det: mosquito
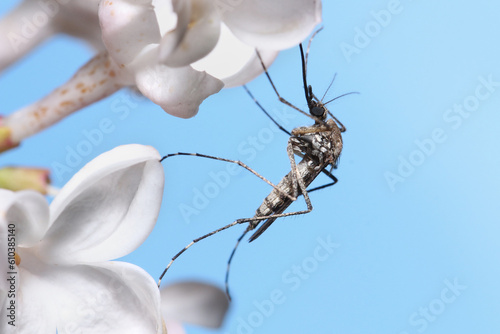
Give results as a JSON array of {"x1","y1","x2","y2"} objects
[{"x1": 158, "y1": 30, "x2": 356, "y2": 299}]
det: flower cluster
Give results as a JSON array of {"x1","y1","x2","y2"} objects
[
  {"x1": 0, "y1": 0, "x2": 321, "y2": 152},
  {"x1": 0, "y1": 145, "x2": 229, "y2": 333},
  {"x1": 0, "y1": 0, "x2": 322, "y2": 332}
]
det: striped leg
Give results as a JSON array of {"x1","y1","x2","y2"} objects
[{"x1": 161, "y1": 152, "x2": 297, "y2": 202}]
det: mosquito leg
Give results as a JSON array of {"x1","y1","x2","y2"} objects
[
  {"x1": 225, "y1": 165, "x2": 317, "y2": 295},
  {"x1": 307, "y1": 168, "x2": 338, "y2": 193},
  {"x1": 290, "y1": 150, "x2": 338, "y2": 184},
  {"x1": 246, "y1": 140, "x2": 317, "y2": 242},
  {"x1": 161, "y1": 152, "x2": 296, "y2": 203},
  {"x1": 159, "y1": 205, "x2": 313, "y2": 287},
  {"x1": 287, "y1": 140, "x2": 313, "y2": 213},
  {"x1": 165, "y1": 149, "x2": 320, "y2": 287},
  {"x1": 243, "y1": 85, "x2": 291, "y2": 136},
  {"x1": 158, "y1": 218, "x2": 245, "y2": 287},
  {"x1": 254, "y1": 49, "x2": 319, "y2": 123},
  {"x1": 225, "y1": 229, "x2": 249, "y2": 301},
  {"x1": 305, "y1": 27, "x2": 324, "y2": 70},
  {"x1": 287, "y1": 142, "x2": 300, "y2": 199}
]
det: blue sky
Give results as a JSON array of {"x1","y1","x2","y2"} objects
[{"x1": 2, "y1": 1, "x2": 500, "y2": 333}]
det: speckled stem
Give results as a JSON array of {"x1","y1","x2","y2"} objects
[{"x1": 3, "y1": 52, "x2": 123, "y2": 149}]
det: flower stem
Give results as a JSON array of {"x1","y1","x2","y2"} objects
[{"x1": 1, "y1": 52, "x2": 123, "y2": 152}]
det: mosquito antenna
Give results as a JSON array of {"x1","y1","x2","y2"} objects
[
  {"x1": 324, "y1": 91, "x2": 360, "y2": 106},
  {"x1": 321, "y1": 73, "x2": 337, "y2": 102}
]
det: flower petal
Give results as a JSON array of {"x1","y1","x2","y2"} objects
[
  {"x1": 164, "y1": 320, "x2": 186, "y2": 334},
  {"x1": 37, "y1": 145, "x2": 164, "y2": 263},
  {"x1": 17, "y1": 257, "x2": 163, "y2": 333},
  {"x1": 99, "y1": 0, "x2": 161, "y2": 67},
  {"x1": 161, "y1": 281, "x2": 229, "y2": 328},
  {"x1": 222, "y1": 48, "x2": 278, "y2": 87},
  {"x1": 135, "y1": 56, "x2": 223, "y2": 118},
  {"x1": 55, "y1": 0, "x2": 103, "y2": 51},
  {"x1": 191, "y1": 24, "x2": 278, "y2": 87},
  {"x1": 156, "y1": 0, "x2": 190, "y2": 62},
  {"x1": 221, "y1": 0, "x2": 322, "y2": 50},
  {"x1": 0, "y1": 189, "x2": 50, "y2": 248},
  {"x1": 14, "y1": 262, "x2": 57, "y2": 333},
  {"x1": 159, "y1": 0, "x2": 221, "y2": 67},
  {"x1": 152, "y1": 0, "x2": 178, "y2": 35}
]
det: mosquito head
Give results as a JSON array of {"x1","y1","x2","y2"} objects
[
  {"x1": 309, "y1": 100, "x2": 328, "y2": 120},
  {"x1": 304, "y1": 84, "x2": 326, "y2": 121}
]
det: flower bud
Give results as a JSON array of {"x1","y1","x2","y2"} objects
[{"x1": 0, "y1": 167, "x2": 51, "y2": 194}]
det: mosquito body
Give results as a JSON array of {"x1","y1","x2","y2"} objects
[
  {"x1": 158, "y1": 31, "x2": 354, "y2": 299},
  {"x1": 241, "y1": 35, "x2": 349, "y2": 243},
  {"x1": 248, "y1": 117, "x2": 343, "y2": 242}
]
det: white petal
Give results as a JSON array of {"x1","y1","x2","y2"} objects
[
  {"x1": 0, "y1": 189, "x2": 49, "y2": 248},
  {"x1": 221, "y1": 0, "x2": 322, "y2": 50},
  {"x1": 37, "y1": 145, "x2": 164, "y2": 263},
  {"x1": 159, "y1": 0, "x2": 221, "y2": 67},
  {"x1": 192, "y1": 25, "x2": 278, "y2": 87},
  {"x1": 55, "y1": 0, "x2": 103, "y2": 51},
  {"x1": 222, "y1": 49, "x2": 278, "y2": 87},
  {"x1": 18, "y1": 259, "x2": 163, "y2": 333},
  {"x1": 99, "y1": 0, "x2": 161, "y2": 67},
  {"x1": 152, "y1": 0, "x2": 178, "y2": 35},
  {"x1": 135, "y1": 59, "x2": 224, "y2": 118},
  {"x1": 15, "y1": 263, "x2": 58, "y2": 333},
  {"x1": 191, "y1": 24, "x2": 249, "y2": 81},
  {"x1": 161, "y1": 281, "x2": 229, "y2": 328},
  {"x1": 164, "y1": 320, "x2": 186, "y2": 334},
  {"x1": 157, "y1": 0, "x2": 190, "y2": 62}
]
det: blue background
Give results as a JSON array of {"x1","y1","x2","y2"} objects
[{"x1": 2, "y1": 1, "x2": 500, "y2": 333}]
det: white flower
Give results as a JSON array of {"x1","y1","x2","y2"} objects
[
  {"x1": 0, "y1": 0, "x2": 321, "y2": 153},
  {"x1": 0, "y1": 0, "x2": 102, "y2": 72},
  {"x1": 0, "y1": 144, "x2": 165, "y2": 333},
  {"x1": 161, "y1": 281, "x2": 230, "y2": 334},
  {"x1": 99, "y1": 0, "x2": 322, "y2": 111}
]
